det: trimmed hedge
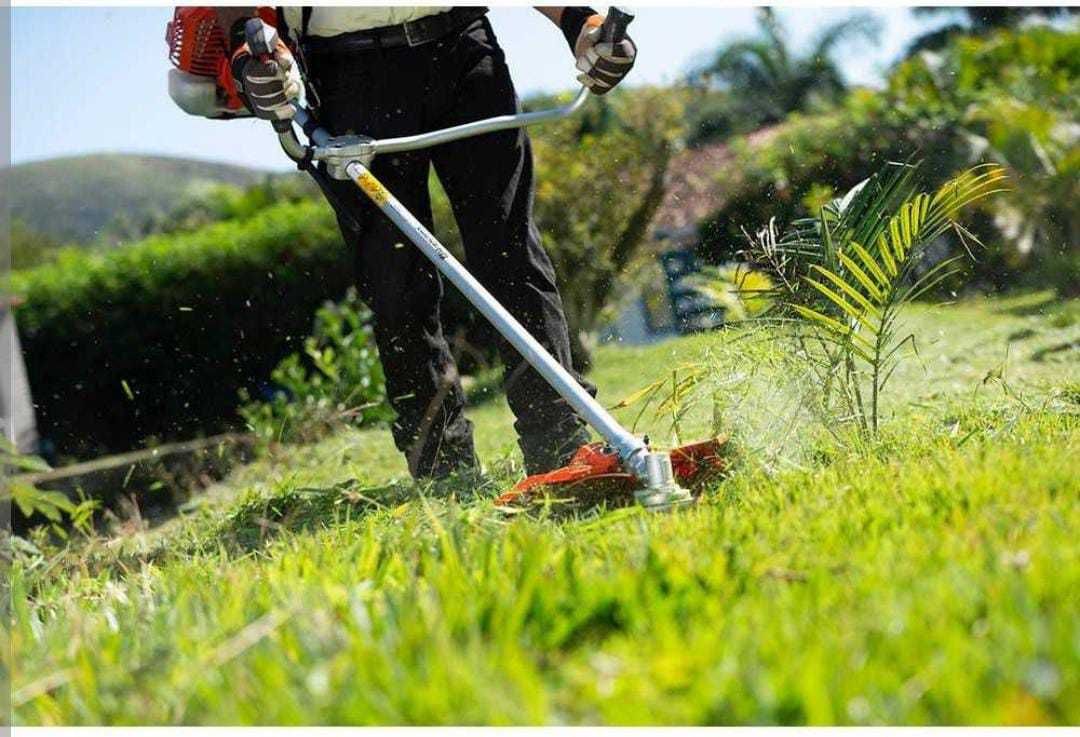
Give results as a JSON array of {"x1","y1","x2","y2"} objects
[{"x1": 11, "y1": 200, "x2": 355, "y2": 459}]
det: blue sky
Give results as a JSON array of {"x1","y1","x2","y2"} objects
[{"x1": 11, "y1": 6, "x2": 949, "y2": 171}]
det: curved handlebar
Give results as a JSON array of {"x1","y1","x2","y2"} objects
[
  {"x1": 372, "y1": 86, "x2": 590, "y2": 155},
  {"x1": 277, "y1": 86, "x2": 592, "y2": 167},
  {"x1": 268, "y1": 4, "x2": 634, "y2": 167}
]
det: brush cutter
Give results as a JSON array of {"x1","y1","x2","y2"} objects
[{"x1": 247, "y1": 9, "x2": 728, "y2": 510}]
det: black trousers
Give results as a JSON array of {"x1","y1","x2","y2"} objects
[{"x1": 306, "y1": 16, "x2": 593, "y2": 478}]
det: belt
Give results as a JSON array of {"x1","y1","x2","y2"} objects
[{"x1": 301, "y1": 7, "x2": 489, "y2": 55}]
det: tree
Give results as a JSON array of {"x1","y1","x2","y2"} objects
[
  {"x1": 531, "y1": 88, "x2": 685, "y2": 368},
  {"x1": 890, "y1": 26, "x2": 1080, "y2": 295},
  {"x1": 698, "y1": 23, "x2": 1077, "y2": 295},
  {"x1": 906, "y1": 6, "x2": 1079, "y2": 54},
  {"x1": 433, "y1": 87, "x2": 686, "y2": 370},
  {"x1": 10, "y1": 221, "x2": 65, "y2": 270},
  {"x1": 687, "y1": 8, "x2": 880, "y2": 143}
]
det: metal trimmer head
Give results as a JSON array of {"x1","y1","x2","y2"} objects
[
  {"x1": 495, "y1": 436, "x2": 729, "y2": 511},
  {"x1": 634, "y1": 451, "x2": 694, "y2": 511}
]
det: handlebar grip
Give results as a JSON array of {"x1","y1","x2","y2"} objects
[
  {"x1": 600, "y1": 6, "x2": 634, "y2": 46},
  {"x1": 244, "y1": 17, "x2": 278, "y2": 60}
]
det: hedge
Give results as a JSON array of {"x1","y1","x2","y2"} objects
[{"x1": 11, "y1": 200, "x2": 356, "y2": 459}]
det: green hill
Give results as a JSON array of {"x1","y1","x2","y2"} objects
[{"x1": 5, "y1": 154, "x2": 274, "y2": 243}]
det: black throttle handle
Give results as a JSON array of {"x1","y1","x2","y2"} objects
[
  {"x1": 600, "y1": 6, "x2": 634, "y2": 46},
  {"x1": 244, "y1": 17, "x2": 278, "y2": 61}
]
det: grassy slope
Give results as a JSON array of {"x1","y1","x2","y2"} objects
[{"x1": 9, "y1": 293, "x2": 1079, "y2": 725}]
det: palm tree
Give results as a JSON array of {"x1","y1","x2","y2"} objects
[
  {"x1": 689, "y1": 8, "x2": 879, "y2": 134},
  {"x1": 757, "y1": 161, "x2": 1008, "y2": 435}
]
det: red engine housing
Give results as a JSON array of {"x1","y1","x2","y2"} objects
[{"x1": 165, "y1": 6, "x2": 276, "y2": 112}]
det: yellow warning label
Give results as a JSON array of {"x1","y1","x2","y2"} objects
[{"x1": 355, "y1": 171, "x2": 390, "y2": 206}]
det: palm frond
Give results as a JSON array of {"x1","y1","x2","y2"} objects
[
  {"x1": 756, "y1": 7, "x2": 788, "y2": 67},
  {"x1": 846, "y1": 241, "x2": 891, "y2": 291},
  {"x1": 790, "y1": 305, "x2": 875, "y2": 360},
  {"x1": 809, "y1": 265, "x2": 882, "y2": 319},
  {"x1": 809, "y1": 12, "x2": 881, "y2": 60},
  {"x1": 836, "y1": 251, "x2": 885, "y2": 301},
  {"x1": 697, "y1": 41, "x2": 782, "y2": 91}
]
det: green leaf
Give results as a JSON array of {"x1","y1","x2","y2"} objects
[
  {"x1": 849, "y1": 241, "x2": 890, "y2": 289},
  {"x1": 804, "y1": 276, "x2": 869, "y2": 327},
  {"x1": 888, "y1": 217, "x2": 906, "y2": 265},
  {"x1": 810, "y1": 265, "x2": 882, "y2": 318},
  {"x1": 876, "y1": 232, "x2": 898, "y2": 277},
  {"x1": 790, "y1": 304, "x2": 874, "y2": 360},
  {"x1": 7, "y1": 482, "x2": 74, "y2": 521},
  {"x1": 837, "y1": 252, "x2": 884, "y2": 302}
]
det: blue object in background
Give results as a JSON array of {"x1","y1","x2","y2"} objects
[{"x1": 659, "y1": 250, "x2": 725, "y2": 335}]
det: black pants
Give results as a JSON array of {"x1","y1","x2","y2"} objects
[{"x1": 306, "y1": 16, "x2": 593, "y2": 479}]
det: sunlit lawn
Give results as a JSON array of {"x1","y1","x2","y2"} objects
[{"x1": 9, "y1": 292, "x2": 1079, "y2": 725}]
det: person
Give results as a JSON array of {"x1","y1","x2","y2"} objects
[{"x1": 220, "y1": 6, "x2": 637, "y2": 480}]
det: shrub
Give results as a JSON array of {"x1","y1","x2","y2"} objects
[
  {"x1": 698, "y1": 25, "x2": 1079, "y2": 295},
  {"x1": 238, "y1": 289, "x2": 391, "y2": 444},
  {"x1": 531, "y1": 87, "x2": 686, "y2": 366},
  {"x1": 683, "y1": 264, "x2": 774, "y2": 321},
  {"x1": 115, "y1": 176, "x2": 318, "y2": 241},
  {"x1": 10, "y1": 221, "x2": 69, "y2": 270},
  {"x1": 697, "y1": 90, "x2": 958, "y2": 259},
  {"x1": 10, "y1": 200, "x2": 354, "y2": 459}
]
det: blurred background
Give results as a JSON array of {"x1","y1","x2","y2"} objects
[{"x1": 3, "y1": 6, "x2": 1077, "y2": 483}]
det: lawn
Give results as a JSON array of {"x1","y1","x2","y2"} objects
[{"x1": 7, "y1": 292, "x2": 1079, "y2": 725}]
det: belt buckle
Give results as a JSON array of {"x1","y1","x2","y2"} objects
[{"x1": 403, "y1": 20, "x2": 422, "y2": 47}]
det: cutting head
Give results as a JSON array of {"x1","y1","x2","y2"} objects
[{"x1": 495, "y1": 436, "x2": 730, "y2": 510}]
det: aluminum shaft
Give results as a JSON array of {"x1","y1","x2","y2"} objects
[{"x1": 344, "y1": 159, "x2": 651, "y2": 478}]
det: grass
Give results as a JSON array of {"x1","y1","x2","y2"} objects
[{"x1": 7, "y1": 292, "x2": 1079, "y2": 725}]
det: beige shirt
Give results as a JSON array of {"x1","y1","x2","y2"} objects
[{"x1": 281, "y1": 7, "x2": 452, "y2": 38}]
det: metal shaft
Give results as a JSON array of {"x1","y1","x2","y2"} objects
[{"x1": 344, "y1": 160, "x2": 651, "y2": 479}]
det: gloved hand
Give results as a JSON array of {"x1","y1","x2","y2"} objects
[
  {"x1": 572, "y1": 13, "x2": 637, "y2": 95},
  {"x1": 230, "y1": 29, "x2": 301, "y2": 121}
]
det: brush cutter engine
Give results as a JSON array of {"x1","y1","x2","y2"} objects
[{"x1": 165, "y1": 7, "x2": 251, "y2": 119}]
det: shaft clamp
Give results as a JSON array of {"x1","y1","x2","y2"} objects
[{"x1": 312, "y1": 136, "x2": 377, "y2": 180}]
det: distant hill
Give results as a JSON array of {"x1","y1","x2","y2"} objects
[{"x1": 5, "y1": 154, "x2": 278, "y2": 243}]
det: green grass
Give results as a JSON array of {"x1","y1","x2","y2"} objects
[{"x1": 8, "y1": 293, "x2": 1079, "y2": 725}]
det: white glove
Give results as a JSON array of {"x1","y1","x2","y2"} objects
[
  {"x1": 231, "y1": 33, "x2": 302, "y2": 121},
  {"x1": 573, "y1": 14, "x2": 637, "y2": 95}
]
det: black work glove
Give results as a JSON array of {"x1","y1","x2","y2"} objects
[
  {"x1": 229, "y1": 26, "x2": 301, "y2": 120},
  {"x1": 562, "y1": 10, "x2": 637, "y2": 95}
]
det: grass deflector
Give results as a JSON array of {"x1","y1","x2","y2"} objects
[
  {"x1": 249, "y1": 10, "x2": 728, "y2": 510},
  {"x1": 495, "y1": 436, "x2": 730, "y2": 509}
]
